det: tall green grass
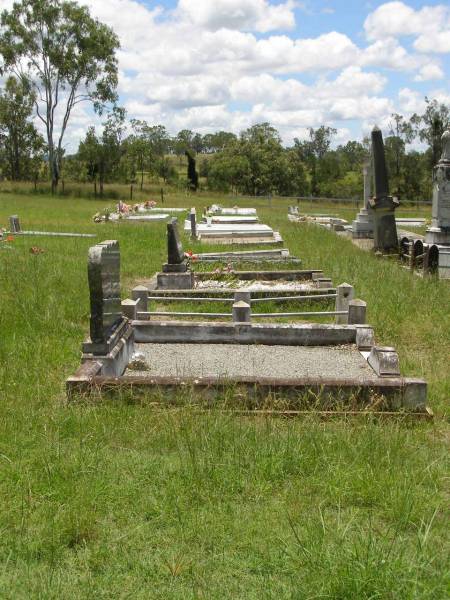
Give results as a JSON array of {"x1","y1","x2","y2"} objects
[{"x1": 0, "y1": 192, "x2": 448, "y2": 598}]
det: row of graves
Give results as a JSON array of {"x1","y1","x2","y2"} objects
[
  {"x1": 288, "y1": 127, "x2": 450, "y2": 279},
  {"x1": 1, "y1": 215, "x2": 96, "y2": 239},
  {"x1": 185, "y1": 205, "x2": 282, "y2": 245},
  {"x1": 67, "y1": 217, "x2": 431, "y2": 418}
]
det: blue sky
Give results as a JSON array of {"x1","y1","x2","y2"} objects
[{"x1": 27, "y1": 0, "x2": 450, "y2": 149}]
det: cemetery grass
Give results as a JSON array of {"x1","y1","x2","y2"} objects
[{"x1": 0, "y1": 192, "x2": 449, "y2": 598}]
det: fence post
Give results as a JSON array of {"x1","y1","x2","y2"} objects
[
  {"x1": 130, "y1": 184, "x2": 133, "y2": 202},
  {"x1": 335, "y1": 283, "x2": 354, "y2": 324},
  {"x1": 348, "y1": 299, "x2": 367, "y2": 324}
]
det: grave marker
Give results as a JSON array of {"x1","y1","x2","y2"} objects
[
  {"x1": 84, "y1": 240, "x2": 122, "y2": 352},
  {"x1": 9, "y1": 215, "x2": 21, "y2": 233}
]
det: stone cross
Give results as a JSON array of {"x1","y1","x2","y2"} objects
[
  {"x1": 167, "y1": 218, "x2": 184, "y2": 264},
  {"x1": 425, "y1": 129, "x2": 450, "y2": 245},
  {"x1": 87, "y1": 240, "x2": 122, "y2": 345},
  {"x1": 369, "y1": 126, "x2": 399, "y2": 252}
]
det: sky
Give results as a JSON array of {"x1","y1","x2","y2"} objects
[{"x1": 3, "y1": 0, "x2": 450, "y2": 150}]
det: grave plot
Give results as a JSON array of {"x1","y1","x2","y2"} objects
[
  {"x1": 193, "y1": 248, "x2": 301, "y2": 265},
  {"x1": 289, "y1": 127, "x2": 450, "y2": 279},
  {"x1": 186, "y1": 207, "x2": 282, "y2": 245},
  {"x1": 134, "y1": 220, "x2": 331, "y2": 304},
  {"x1": 67, "y1": 238, "x2": 430, "y2": 418},
  {"x1": 5, "y1": 215, "x2": 96, "y2": 238}
]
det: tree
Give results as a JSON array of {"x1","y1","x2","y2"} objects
[
  {"x1": 294, "y1": 126, "x2": 337, "y2": 195},
  {"x1": 0, "y1": 0, "x2": 120, "y2": 192},
  {"x1": 0, "y1": 76, "x2": 45, "y2": 180},
  {"x1": 412, "y1": 98, "x2": 450, "y2": 167},
  {"x1": 78, "y1": 108, "x2": 125, "y2": 196},
  {"x1": 174, "y1": 129, "x2": 194, "y2": 157},
  {"x1": 387, "y1": 113, "x2": 415, "y2": 177},
  {"x1": 185, "y1": 150, "x2": 198, "y2": 191}
]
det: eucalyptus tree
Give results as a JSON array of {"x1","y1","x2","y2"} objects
[{"x1": 0, "y1": 0, "x2": 120, "y2": 192}]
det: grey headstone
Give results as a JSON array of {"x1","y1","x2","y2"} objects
[
  {"x1": 369, "y1": 127, "x2": 399, "y2": 252},
  {"x1": 9, "y1": 215, "x2": 21, "y2": 233},
  {"x1": 87, "y1": 240, "x2": 122, "y2": 345},
  {"x1": 167, "y1": 218, "x2": 184, "y2": 264}
]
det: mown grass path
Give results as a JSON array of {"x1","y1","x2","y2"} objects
[{"x1": 0, "y1": 193, "x2": 448, "y2": 598}]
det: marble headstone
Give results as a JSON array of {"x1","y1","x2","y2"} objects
[
  {"x1": 86, "y1": 240, "x2": 122, "y2": 348},
  {"x1": 368, "y1": 126, "x2": 399, "y2": 252}
]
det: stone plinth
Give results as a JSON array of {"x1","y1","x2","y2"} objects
[{"x1": 157, "y1": 272, "x2": 195, "y2": 290}]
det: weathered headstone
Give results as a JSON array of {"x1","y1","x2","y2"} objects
[
  {"x1": 163, "y1": 218, "x2": 186, "y2": 272},
  {"x1": 83, "y1": 240, "x2": 123, "y2": 354},
  {"x1": 158, "y1": 218, "x2": 194, "y2": 288},
  {"x1": 9, "y1": 215, "x2": 21, "y2": 233},
  {"x1": 368, "y1": 127, "x2": 399, "y2": 252},
  {"x1": 425, "y1": 129, "x2": 450, "y2": 245}
]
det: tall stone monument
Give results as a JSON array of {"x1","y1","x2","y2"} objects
[
  {"x1": 368, "y1": 126, "x2": 399, "y2": 252},
  {"x1": 352, "y1": 160, "x2": 374, "y2": 238},
  {"x1": 425, "y1": 129, "x2": 450, "y2": 278}
]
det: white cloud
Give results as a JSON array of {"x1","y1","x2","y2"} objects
[
  {"x1": 177, "y1": 0, "x2": 296, "y2": 32},
  {"x1": 0, "y1": 0, "x2": 446, "y2": 151},
  {"x1": 414, "y1": 63, "x2": 444, "y2": 81},
  {"x1": 364, "y1": 2, "x2": 450, "y2": 54}
]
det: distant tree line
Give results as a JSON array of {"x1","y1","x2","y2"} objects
[
  {"x1": 0, "y1": 0, "x2": 448, "y2": 201},
  {"x1": 0, "y1": 71, "x2": 448, "y2": 202}
]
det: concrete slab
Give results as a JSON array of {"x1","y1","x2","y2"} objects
[
  {"x1": 125, "y1": 343, "x2": 379, "y2": 382},
  {"x1": 209, "y1": 216, "x2": 259, "y2": 224},
  {"x1": 185, "y1": 221, "x2": 274, "y2": 235},
  {"x1": 209, "y1": 207, "x2": 257, "y2": 216}
]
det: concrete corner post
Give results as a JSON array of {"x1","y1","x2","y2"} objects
[
  {"x1": 121, "y1": 298, "x2": 139, "y2": 320},
  {"x1": 131, "y1": 285, "x2": 148, "y2": 312},
  {"x1": 232, "y1": 301, "x2": 251, "y2": 323},
  {"x1": 348, "y1": 299, "x2": 367, "y2": 324},
  {"x1": 335, "y1": 283, "x2": 354, "y2": 324},
  {"x1": 234, "y1": 290, "x2": 251, "y2": 304}
]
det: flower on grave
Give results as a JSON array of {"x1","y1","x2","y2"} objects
[
  {"x1": 30, "y1": 246, "x2": 44, "y2": 254},
  {"x1": 226, "y1": 263, "x2": 233, "y2": 273},
  {"x1": 191, "y1": 254, "x2": 198, "y2": 262},
  {"x1": 117, "y1": 201, "x2": 130, "y2": 214},
  {"x1": 6, "y1": 235, "x2": 14, "y2": 242},
  {"x1": 133, "y1": 203, "x2": 139, "y2": 212},
  {"x1": 184, "y1": 250, "x2": 193, "y2": 257}
]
